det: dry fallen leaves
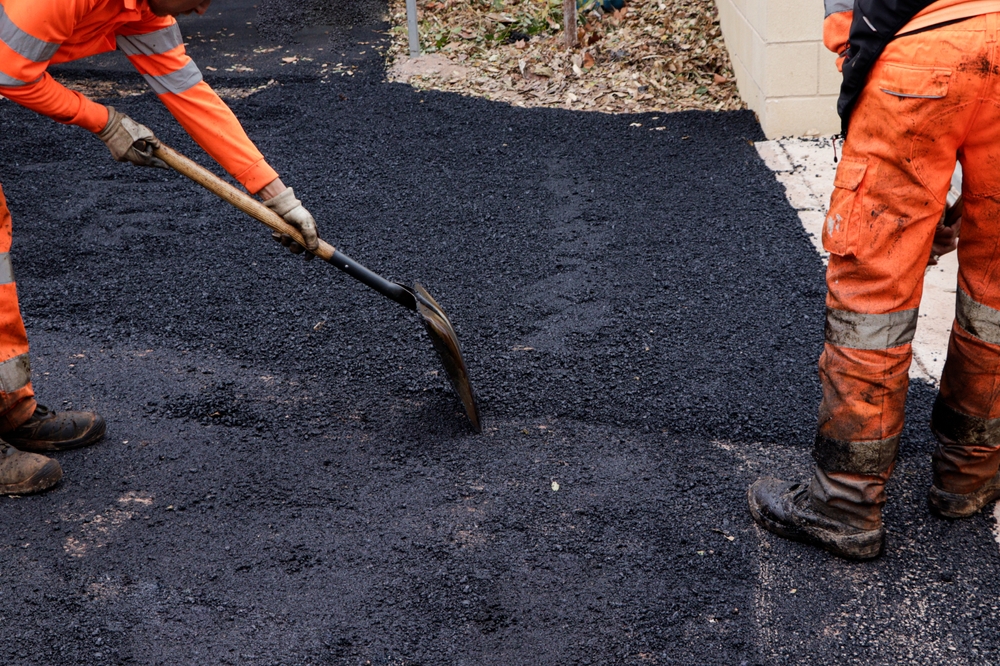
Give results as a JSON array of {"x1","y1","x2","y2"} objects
[
  {"x1": 386, "y1": 0, "x2": 744, "y2": 114},
  {"x1": 54, "y1": 77, "x2": 278, "y2": 101}
]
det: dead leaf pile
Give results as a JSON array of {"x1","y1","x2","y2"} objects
[{"x1": 385, "y1": 0, "x2": 744, "y2": 114}]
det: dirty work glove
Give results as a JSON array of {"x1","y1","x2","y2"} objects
[
  {"x1": 96, "y1": 106, "x2": 166, "y2": 169},
  {"x1": 928, "y1": 199, "x2": 962, "y2": 267},
  {"x1": 264, "y1": 188, "x2": 319, "y2": 260}
]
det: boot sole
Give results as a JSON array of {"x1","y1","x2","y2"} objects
[
  {"x1": 748, "y1": 487, "x2": 884, "y2": 561},
  {"x1": 928, "y1": 484, "x2": 1000, "y2": 519},
  {"x1": 6, "y1": 416, "x2": 107, "y2": 453},
  {"x1": 0, "y1": 459, "x2": 62, "y2": 495}
]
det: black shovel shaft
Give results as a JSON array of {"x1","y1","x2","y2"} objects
[{"x1": 327, "y1": 250, "x2": 417, "y2": 311}]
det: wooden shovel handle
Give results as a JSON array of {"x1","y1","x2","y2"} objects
[{"x1": 151, "y1": 142, "x2": 336, "y2": 261}]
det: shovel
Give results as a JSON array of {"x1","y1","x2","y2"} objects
[{"x1": 150, "y1": 142, "x2": 482, "y2": 433}]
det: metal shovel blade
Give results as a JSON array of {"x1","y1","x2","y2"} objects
[{"x1": 413, "y1": 283, "x2": 482, "y2": 433}]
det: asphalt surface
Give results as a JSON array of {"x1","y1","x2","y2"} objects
[{"x1": 1, "y1": 2, "x2": 998, "y2": 665}]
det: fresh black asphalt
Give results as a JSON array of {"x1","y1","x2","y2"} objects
[{"x1": 1, "y1": 1, "x2": 998, "y2": 664}]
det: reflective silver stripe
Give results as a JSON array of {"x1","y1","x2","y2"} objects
[
  {"x1": 879, "y1": 89, "x2": 945, "y2": 100},
  {"x1": 931, "y1": 396, "x2": 1000, "y2": 448},
  {"x1": 0, "y1": 353, "x2": 30, "y2": 393},
  {"x1": 0, "y1": 71, "x2": 27, "y2": 87},
  {"x1": 956, "y1": 288, "x2": 1000, "y2": 345},
  {"x1": 824, "y1": 0, "x2": 853, "y2": 17},
  {"x1": 0, "y1": 253, "x2": 14, "y2": 286},
  {"x1": 825, "y1": 307, "x2": 918, "y2": 350},
  {"x1": 814, "y1": 433, "x2": 899, "y2": 475},
  {"x1": 140, "y1": 60, "x2": 202, "y2": 95},
  {"x1": 0, "y1": 5, "x2": 59, "y2": 62},
  {"x1": 116, "y1": 24, "x2": 184, "y2": 57}
]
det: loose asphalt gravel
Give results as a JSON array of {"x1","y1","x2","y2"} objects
[{"x1": 2, "y1": 1, "x2": 999, "y2": 665}]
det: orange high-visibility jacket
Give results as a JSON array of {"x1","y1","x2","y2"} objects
[
  {"x1": 0, "y1": 0, "x2": 278, "y2": 193},
  {"x1": 824, "y1": 0, "x2": 1000, "y2": 69}
]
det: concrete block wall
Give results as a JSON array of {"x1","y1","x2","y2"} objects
[{"x1": 715, "y1": 0, "x2": 841, "y2": 138}]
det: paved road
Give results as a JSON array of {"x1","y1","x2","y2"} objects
[{"x1": 1, "y1": 2, "x2": 998, "y2": 665}]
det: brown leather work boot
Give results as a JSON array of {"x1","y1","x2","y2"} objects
[
  {"x1": 0, "y1": 404, "x2": 106, "y2": 453},
  {"x1": 0, "y1": 442, "x2": 62, "y2": 495}
]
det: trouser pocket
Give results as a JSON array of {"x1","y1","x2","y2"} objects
[{"x1": 823, "y1": 157, "x2": 868, "y2": 257}]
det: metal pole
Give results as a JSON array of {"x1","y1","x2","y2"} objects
[{"x1": 406, "y1": 0, "x2": 420, "y2": 58}]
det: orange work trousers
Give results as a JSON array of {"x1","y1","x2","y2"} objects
[
  {"x1": 815, "y1": 13, "x2": 1000, "y2": 515},
  {"x1": 0, "y1": 184, "x2": 36, "y2": 431}
]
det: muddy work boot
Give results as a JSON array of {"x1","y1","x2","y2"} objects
[
  {"x1": 928, "y1": 397, "x2": 1000, "y2": 519},
  {"x1": 0, "y1": 442, "x2": 62, "y2": 494},
  {"x1": 0, "y1": 404, "x2": 106, "y2": 453},
  {"x1": 930, "y1": 470, "x2": 1000, "y2": 518},
  {"x1": 748, "y1": 477, "x2": 884, "y2": 560},
  {"x1": 748, "y1": 433, "x2": 897, "y2": 560}
]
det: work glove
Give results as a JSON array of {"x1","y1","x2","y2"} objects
[
  {"x1": 928, "y1": 197, "x2": 962, "y2": 267},
  {"x1": 97, "y1": 106, "x2": 166, "y2": 169},
  {"x1": 264, "y1": 188, "x2": 319, "y2": 260},
  {"x1": 928, "y1": 216, "x2": 961, "y2": 266},
  {"x1": 930, "y1": 166, "x2": 963, "y2": 267}
]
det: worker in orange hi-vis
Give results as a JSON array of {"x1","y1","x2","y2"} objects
[
  {"x1": 0, "y1": 0, "x2": 317, "y2": 495},
  {"x1": 749, "y1": 0, "x2": 1000, "y2": 561}
]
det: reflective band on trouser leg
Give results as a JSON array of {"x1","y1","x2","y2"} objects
[
  {"x1": 0, "y1": 353, "x2": 30, "y2": 393},
  {"x1": 956, "y1": 288, "x2": 1000, "y2": 345},
  {"x1": 0, "y1": 4, "x2": 59, "y2": 62},
  {"x1": 136, "y1": 60, "x2": 203, "y2": 96},
  {"x1": 0, "y1": 253, "x2": 15, "y2": 286},
  {"x1": 0, "y1": 184, "x2": 35, "y2": 431},
  {"x1": 115, "y1": 25, "x2": 184, "y2": 57},
  {"x1": 813, "y1": 433, "x2": 900, "y2": 475},
  {"x1": 825, "y1": 307, "x2": 918, "y2": 350}
]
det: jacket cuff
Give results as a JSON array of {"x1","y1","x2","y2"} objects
[
  {"x1": 72, "y1": 95, "x2": 110, "y2": 134},
  {"x1": 236, "y1": 158, "x2": 279, "y2": 195}
]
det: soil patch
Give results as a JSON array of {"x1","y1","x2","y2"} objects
[{"x1": 386, "y1": 0, "x2": 744, "y2": 114}]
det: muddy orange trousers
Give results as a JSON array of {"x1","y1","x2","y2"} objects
[
  {"x1": 0, "y1": 184, "x2": 36, "y2": 431},
  {"x1": 814, "y1": 13, "x2": 1000, "y2": 525}
]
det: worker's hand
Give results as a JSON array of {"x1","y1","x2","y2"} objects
[
  {"x1": 263, "y1": 188, "x2": 319, "y2": 260},
  {"x1": 928, "y1": 203, "x2": 962, "y2": 267},
  {"x1": 97, "y1": 106, "x2": 166, "y2": 169}
]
